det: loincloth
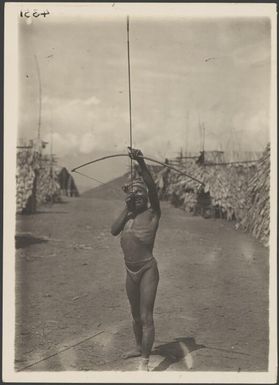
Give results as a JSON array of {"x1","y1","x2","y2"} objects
[{"x1": 125, "y1": 258, "x2": 157, "y2": 284}]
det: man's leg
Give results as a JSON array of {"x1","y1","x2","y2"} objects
[
  {"x1": 139, "y1": 262, "x2": 159, "y2": 370},
  {"x1": 122, "y1": 272, "x2": 142, "y2": 359}
]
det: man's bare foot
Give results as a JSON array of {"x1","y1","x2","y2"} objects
[
  {"x1": 138, "y1": 358, "x2": 149, "y2": 371},
  {"x1": 121, "y1": 349, "x2": 142, "y2": 359}
]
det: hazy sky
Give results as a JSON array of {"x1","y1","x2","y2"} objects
[{"x1": 18, "y1": 13, "x2": 271, "y2": 191}]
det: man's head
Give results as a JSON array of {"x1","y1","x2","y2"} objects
[{"x1": 123, "y1": 178, "x2": 148, "y2": 212}]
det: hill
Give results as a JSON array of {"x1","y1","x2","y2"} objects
[{"x1": 81, "y1": 173, "x2": 130, "y2": 200}]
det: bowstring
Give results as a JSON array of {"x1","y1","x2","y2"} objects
[
  {"x1": 73, "y1": 170, "x2": 108, "y2": 185},
  {"x1": 72, "y1": 154, "x2": 205, "y2": 186},
  {"x1": 72, "y1": 170, "x2": 123, "y2": 198}
]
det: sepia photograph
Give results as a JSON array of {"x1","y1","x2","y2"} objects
[{"x1": 3, "y1": 3, "x2": 277, "y2": 383}]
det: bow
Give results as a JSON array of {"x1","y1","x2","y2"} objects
[
  {"x1": 71, "y1": 153, "x2": 204, "y2": 186},
  {"x1": 71, "y1": 19, "x2": 204, "y2": 189}
]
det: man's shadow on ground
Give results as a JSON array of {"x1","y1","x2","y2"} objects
[{"x1": 151, "y1": 337, "x2": 205, "y2": 371}]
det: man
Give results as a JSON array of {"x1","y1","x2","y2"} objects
[{"x1": 111, "y1": 147, "x2": 161, "y2": 371}]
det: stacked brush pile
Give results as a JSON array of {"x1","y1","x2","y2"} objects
[
  {"x1": 156, "y1": 161, "x2": 256, "y2": 220},
  {"x1": 151, "y1": 145, "x2": 270, "y2": 245},
  {"x1": 240, "y1": 144, "x2": 270, "y2": 246},
  {"x1": 16, "y1": 149, "x2": 41, "y2": 213},
  {"x1": 36, "y1": 156, "x2": 61, "y2": 205},
  {"x1": 202, "y1": 163, "x2": 256, "y2": 221},
  {"x1": 16, "y1": 149, "x2": 61, "y2": 214}
]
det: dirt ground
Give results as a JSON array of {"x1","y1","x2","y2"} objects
[{"x1": 15, "y1": 195, "x2": 269, "y2": 372}]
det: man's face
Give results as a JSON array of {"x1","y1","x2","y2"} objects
[{"x1": 131, "y1": 187, "x2": 148, "y2": 211}]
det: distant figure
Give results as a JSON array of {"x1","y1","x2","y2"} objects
[
  {"x1": 58, "y1": 167, "x2": 79, "y2": 197},
  {"x1": 196, "y1": 151, "x2": 205, "y2": 165},
  {"x1": 155, "y1": 159, "x2": 170, "y2": 200},
  {"x1": 111, "y1": 147, "x2": 161, "y2": 371}
]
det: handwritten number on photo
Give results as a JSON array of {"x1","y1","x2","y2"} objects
[{"x1": 20, "y1": 10, "x2": 50, "y2": 19}]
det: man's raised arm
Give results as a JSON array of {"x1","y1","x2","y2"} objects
[{"x1": 128, "y1": 147, "x2": 161, "y2": 215}]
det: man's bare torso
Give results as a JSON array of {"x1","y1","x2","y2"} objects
[{"x1": 120, "y1": 208, "x2": 160, "y2": 264}]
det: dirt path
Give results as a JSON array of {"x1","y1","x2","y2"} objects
[{"x1": 15, "y1": 196, "x2": 269, "y2": 372}]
